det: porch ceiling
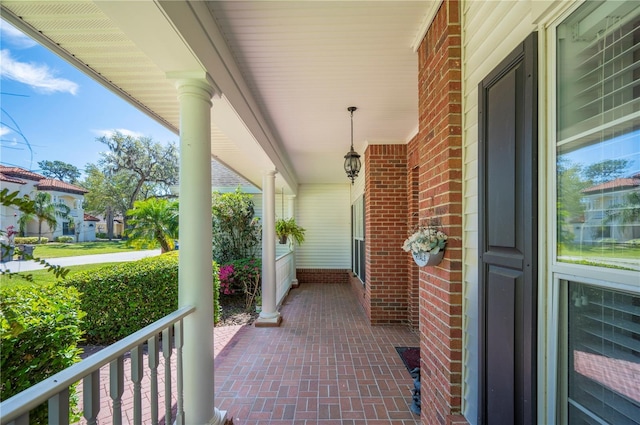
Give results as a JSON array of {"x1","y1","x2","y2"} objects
[{"x1": 0, "y1": 1, "x2": 435, "y2": 195}]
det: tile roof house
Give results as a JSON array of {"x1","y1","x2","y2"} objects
[
  {"x1": 0, "y1": 165, "x2": 95, "y2": 242},
  {"x1": 575, "y1": 173, "x2": 640, "y2": 243}
]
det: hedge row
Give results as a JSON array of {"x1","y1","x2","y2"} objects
[
  {"x1": 0, "y1": 284, "x2": 84, "y2": 423},
  {"x1": 13, "y1": 237, "x2": 48, "y2": 244},
  {"x1": 54, "y1": 236, "x2": 74, "y2": 243},
  {"x1": 64, "y1": 252, "x2": 221, "y2": 345}
]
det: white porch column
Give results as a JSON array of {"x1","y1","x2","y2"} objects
[
  {"x1": 172, "y1": 73, "x2": 226, "y2": 425},
  {"x1": 287, "y1": 195, "x2": 299, "y2": 287},
  {"x1": 255, "y1": 169, "x2": 282, "y2": 327}
]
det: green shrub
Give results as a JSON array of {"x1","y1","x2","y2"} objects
[
  {"x1": 220, "y1": 258, "x2": 261, "y2": 310},
  {"x1": 64, "y1": 252, "x2": 221, "y2": 344},
  {"x1": 14, "y1": 237, "x2": 48, "y2": 245},
  {"x1": 625, "y1": 238, "x2": 640, "y2": 247},
  {"x1": 212, "y1": 189, "x2": 262, "y2": 263},
  {"x1": 55, "y1": 236, "x2": 74, "y2": 243},
  {"x1": 0, "y1": 284, "x2": 84, "y2": 424}
]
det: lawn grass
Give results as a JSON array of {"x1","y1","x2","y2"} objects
[
  {"x1": 0, "y1": 262, "x2": 121, "y2": 288},
  {"x1": 28, "y1": 241, "x2": 140, "y2": 259},
  {"x1": 558, "y1": 244, "x2": 640, "y2": 259}
]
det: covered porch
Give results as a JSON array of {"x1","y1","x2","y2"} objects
[
  {"x1": 53, "y1": 283, "x2": 420, "y2": 425},
  {"x1": 214, "y1": 283, "x2": 419, "y2": 424}
]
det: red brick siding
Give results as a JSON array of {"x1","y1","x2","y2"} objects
[
  {"x1": 365, "y1": 144, "x2": 409, "y2": 325},
  {"x1": 417, "y1": 1, "x2": 466, "y2": 424},
  {"x1": 296, "y1": 269, "x2": 349, "y2": 284}
]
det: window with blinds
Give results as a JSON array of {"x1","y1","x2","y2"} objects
[
  {"x1": 352, "y1": 195, "x2": 365, "y2": 283},
  {"x1": 557, "y1": 1, "x2": 640, "y2": 145},
  {"x1": 567, "y1": 282, "x2": 640, "y2": 424},
  {"x1": 556, "y1": 0, "x2": 640, "y2": 265},
  {"x1": 556, "y1": 2, "x2": 640, "y2": 423}
]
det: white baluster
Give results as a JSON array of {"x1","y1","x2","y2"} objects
[
  {"x1": 48, "y1": 388, "x2": 69, "y2": 424},
  {"x1": 110, "y1": 356, "x2": 124, "y2": 425},
  {"x1": 131, "y1": 345, "x2": 144, "y2": 425},
  {"x1": 162, "y1": 327, "x2": 173, "y2": 424},
  {"x1": 148, "y1": 334, "x2": 159, "y2": 424},
  {"x1": 175, "y1": 319, "x2": 185, "y2": 425},
  {"x1": 83, "y1": 370, "x2": 100, "y2": 425}
]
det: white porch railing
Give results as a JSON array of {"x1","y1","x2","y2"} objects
[
  {"x1": 275, "y1": 250, "x2": 295, "y2": 306},
  {"x1": 0, "y1": 306, "x2": 195, "y2": 425}
]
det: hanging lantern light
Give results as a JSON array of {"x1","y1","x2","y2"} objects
[{"x1": 344, "y1": 106, "x2": 361, "y2": 184}]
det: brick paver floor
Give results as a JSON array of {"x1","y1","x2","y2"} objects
[{"x1": 75, "y1": 283, "x2": 420, "y2": 424}]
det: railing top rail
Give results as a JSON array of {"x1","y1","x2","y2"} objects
[
  {"x1": 276, "y1": 250, "x2": 294, "y2": 261},
  {"x1": 0, "y1": 305, "x2": 195, "y2": 422}
]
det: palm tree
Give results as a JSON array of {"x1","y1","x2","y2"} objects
[
  {"x1": 126, "y1": 197, "x2": 179, "y2": 253},
  {"x1": 18, "y1": 192, "x2": 71, "y2": 242}
]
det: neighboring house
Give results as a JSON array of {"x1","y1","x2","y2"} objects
[
  {"x1": 1, "y1": 2, "x2": 639, "y2": 425},
  {"x1": 93, "y1": 216, "x2": 124, "y2": 239},
  {"x1": 0, "y1": 166, "x2": 94, "y2": 242},
  {"x1": 574, "y1": 173, "x2": 640, "y2": 244},
  {"x1": 83, "y1": 213, "x2": 100, "y2": 242}
]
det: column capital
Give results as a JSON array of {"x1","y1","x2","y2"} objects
[
  {"x1": 263, "y1": 169, "x2": 278, "y2": 177},
  {"x1": 167, "y1": 71, "x2": 219, "y2": 100}
]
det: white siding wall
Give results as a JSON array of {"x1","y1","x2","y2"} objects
[
  {"x1": 297, "y1": 184, "x2": 351, "y2": 269},
  {"x1": 462, "y1": 0, "x2": 538, "y2": 421}
]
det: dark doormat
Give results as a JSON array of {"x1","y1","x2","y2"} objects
[{"x1": 396, "y1": 346, "x2": 420, "y2": 372}]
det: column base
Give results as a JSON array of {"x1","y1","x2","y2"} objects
[
  {"x1": 291, "y1": 278, "x2": 300, "y2": 288},
  {"x1": 255, "y1": 312, "x2": 282, "y2": 327},
  {"x1": 207, "y1": 407, "x2": 227, "y2": 425}
]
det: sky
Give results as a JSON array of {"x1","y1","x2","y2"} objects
[{"x1": 0, "y1": 19, "x2": 178, "y2": 177}]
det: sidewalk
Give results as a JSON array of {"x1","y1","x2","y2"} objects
[{"x1": 0, "y1": 249, "x2": 161, "y2": 272}]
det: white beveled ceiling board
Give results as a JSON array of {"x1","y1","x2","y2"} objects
[
  {"x1": 1, "y1": 0, "x2": 434, "y2": 190},
  {"x1": 206, "y1": 1, "x2": 427, "y2": 184}
]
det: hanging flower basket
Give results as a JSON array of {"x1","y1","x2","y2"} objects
[
  {"x1": 402, "y1": 223, "x2": 447, "y2": 267},
  {"x1": 412, "y1": 250, "x2": 444, "y2": 267}
]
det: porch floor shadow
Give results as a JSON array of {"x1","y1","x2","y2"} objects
[{"x1": 214, "y1": 282, "x2": 420, "y2": 425}]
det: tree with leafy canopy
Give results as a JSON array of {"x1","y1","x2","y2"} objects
[
  {"x1": 17, "y1": 192, "x2": 71, "y2": 242},
  {"x1": 125, "y1": 197, "x2": 179, "y2": 253},
  {"x1": 37, "y1": 160, "x2": 81, "y2": 183},
  {"x1": 583, "y1": 159, "x2": 630, "y2": 184},
  {"x1": 97, "y1": 131, "x2": 178, "y2": 216},
  {"x1": 211, "y1": 189, "x2": 262, "y2": 263},
  {"x1": 557, "y1": 158, "x2": 590, "y2": 245},
  {"x1": 80, "y1": 164, "x2": 136, "y2": 240}
]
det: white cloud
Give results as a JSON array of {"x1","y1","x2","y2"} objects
[
  {"x1": 0, "y1": 49, "x2": 79, "y2": 95},
  {"x1": 0, "y1": 21, "x2": 38, "y2": 49},
  {"x1": 93, "y1": 129, "x2": 145, "y2": 139},
  {"x1": 0, "y1": 126, "x2": 10, "y2": 137}
]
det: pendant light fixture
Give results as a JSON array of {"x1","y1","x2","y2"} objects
[{"x1": 343, "y1": 106, "x2": 361, "y2": 184}]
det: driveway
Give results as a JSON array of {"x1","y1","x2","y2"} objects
[{"x1": 0, "y1": 249, "x2": 161, "y2": 273}]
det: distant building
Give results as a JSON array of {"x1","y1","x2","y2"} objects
[
  {"x1": 573, "y1": 172, "x2": 640, "y2": 244},
  {"x1": 0, "y1": 165, "x2": 96, "y2": 242}
]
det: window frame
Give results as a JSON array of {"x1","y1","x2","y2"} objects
[
  {"x1": 351, "y1": 194, "x2": 365, "y2": 284},
  {"x1": 547, "y1": 2, "x2": 640, "y2": 423}
]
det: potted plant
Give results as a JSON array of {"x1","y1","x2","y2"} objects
[
  {"x1": 402, "y1": 224, "x2": 447, "y2": 267},
  {"x1": 275, "y1": 217, "x2": 306, "y2": 245}
]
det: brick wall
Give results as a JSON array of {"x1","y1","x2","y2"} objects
[
  {"x1": 365, "y1": 144, "x2": 409, "y2": 325},
  {"x1": 296, "y1": 268, "x2": 349, "y2": 284},
  {"x1": 416, "y1": 1, "x2": 465, "y2": 424}
]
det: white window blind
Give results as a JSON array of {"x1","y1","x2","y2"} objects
[
  {"x1": 567, "y1": 282, "x2": 640, "y2": 424},
  {"x1": 557, "y1": 1, "x2": 640, "y2": 148}
]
